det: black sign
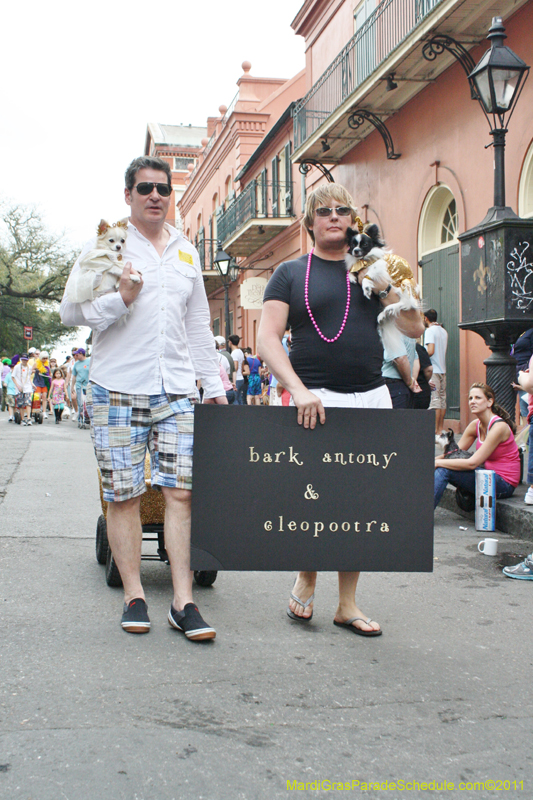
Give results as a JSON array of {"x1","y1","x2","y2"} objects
[{"x1": 191, "y1": 406, "x2": 434, "y2": 572}]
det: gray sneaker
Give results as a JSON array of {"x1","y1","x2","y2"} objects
[{"x1": 503, "y1": 560, "x2": 533, "y2": 580}]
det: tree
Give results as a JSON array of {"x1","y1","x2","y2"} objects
[{"x1": 0, "y1": 203, "x2": 78, "y2": 354}]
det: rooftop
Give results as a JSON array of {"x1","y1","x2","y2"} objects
[{"x1": 145, "y1": 123, "x2": 208, "y2": 151}]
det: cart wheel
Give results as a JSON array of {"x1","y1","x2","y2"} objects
[
  {"x1": 194, "y1": 570, "x2": 218, "y2": 587},
  {"x1": 105, "y1": 548, "x2": 123, "y2": 587},
  {"x1": 14, "y1": 411, "x2": 21, "y2": 424},
  {"x1": 95, "y1": 514, "x2": 109, "y2": 564},
  {"x1": 35, "y1": 412, "x2": 43, "y2": 424}
]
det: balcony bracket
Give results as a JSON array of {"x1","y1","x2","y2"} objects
[
  {"x1": 298, "y1": 160, "x2": 335, "y2": 183},
  {"x1": 422, "y1": 35, "x2": 478, "y2": 99},
  {"x1": 347, "y1": 110, "x2": 401, "y2": 160}
]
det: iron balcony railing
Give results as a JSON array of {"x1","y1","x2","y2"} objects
[
  {"x1": 293, "y1": 0, "x2": 444, "y2": 150},
  {"x1": 217, "y1": 179, "x2": 294, "y2": 245},
  {"x1": 196, "y1": 237, "x2": 224, "y2": 272}
]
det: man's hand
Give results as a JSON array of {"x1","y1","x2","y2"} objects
[
  {"x1": 410, "y1": 379, "x2": 422, "y2": 394},
  {"x1": 118, "y1": 262, "x2": 143, "y2": 307},
  {"x1": 203, "y1": 395, "x2": 229, "y2": 405},
  {"x1": 291, "y1": 387, "x2": 326, "y2": 429}
]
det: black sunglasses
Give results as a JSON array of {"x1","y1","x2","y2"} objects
[
  {"x1": 315, "y1": 205, "x2": 352, "y2": 217},
  {"x1": 134, "y1": 182, "x2": 172, "y2": 197}
]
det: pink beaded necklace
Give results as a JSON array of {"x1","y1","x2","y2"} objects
[{"x1": 305, "y1": 248, "x2": 351, "y2": 343}]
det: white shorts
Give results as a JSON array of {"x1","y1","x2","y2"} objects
[{"x1": 291, "y1": 384, "x2": 392, "y2": 410}]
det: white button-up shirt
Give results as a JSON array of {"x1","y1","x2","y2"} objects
[{"x1": 60, "y1": 222, "x2": 224, "y2": 398}]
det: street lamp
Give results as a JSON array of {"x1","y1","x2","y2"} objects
[
  {"x1": 214, "y1": 243, "x2": 237, "y2": 343},
  {"x1": 459, "y1": 17, "x2": 532, "y2": 416},
  {"x1": 468, "y1": 17, "x2": 530, "y2": 223}
]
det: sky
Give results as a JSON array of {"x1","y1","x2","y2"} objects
[{"x1": 0, "y1": 0, "x2": 306, "y2": 358}]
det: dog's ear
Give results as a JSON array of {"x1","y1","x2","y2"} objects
[
  {"x1": 365, "y1": 223, "x2": 385, "y2": 247},
  {"x1": 97, "y1": 219, "x2": 109, "y2": 236},
  {"x1": 345, "y1": 227, "x2": 356, "y2": 243}
]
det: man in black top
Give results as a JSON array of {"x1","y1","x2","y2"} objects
[
  {"x1": 413, "y1": 343, "x2": 433, "y2": 409},
  {"x1": 258, "y1": 183, "x2": 424, "y2": 636}
]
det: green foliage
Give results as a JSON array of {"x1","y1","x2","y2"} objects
[{"x1": 0, "y1": 203, "x2": 77, "y2": 353}]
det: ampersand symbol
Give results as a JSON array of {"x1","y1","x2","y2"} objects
[{"x1": 304, "y1": 484, "x2": 319, "y2": 500}]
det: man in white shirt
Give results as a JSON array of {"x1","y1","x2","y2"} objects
[
  {"x1": 228, "y1": 334, "x2": 245, "y2": 404},
  {"x1": 61, "y1": 156, "x2": 226, "y2": 640},
  {"x1": 424, "y1": 309, "x2": 448, "y2": 434}
]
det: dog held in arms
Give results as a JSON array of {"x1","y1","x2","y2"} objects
[
  {"x1": 66, "y1": 220, "x2": 139, "y2": 312},
  {"x1": 345, "y1": 218, "x2": 421, "y2": 353}
]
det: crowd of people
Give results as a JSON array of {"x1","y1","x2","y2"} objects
[{"x1": 1, "y1": 346, "x2": 90, "y2": 426}]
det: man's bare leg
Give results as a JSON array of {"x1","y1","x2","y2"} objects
[
  {"x1": 435, "y1": 407, "x2": 446, "y2": 434},
  {"x1": 288, "y1": 571, "x2": 317, "y2": 618},
  {"x1": 162, "y1": 486, "x2": 215, "y2": 640},
  {"x1": 106, "y1": 496, "x2": 143, "y2": 603},
  {"x1": 334, "y1": 571, "x2": 380, "y2": 633},
  {"x1": 160, "y1": 487, "x2": 194, "y2": 611}
]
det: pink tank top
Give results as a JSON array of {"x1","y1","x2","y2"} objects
[{"x1": 475, "y1": 416, "x2": 520, "y2": 486}]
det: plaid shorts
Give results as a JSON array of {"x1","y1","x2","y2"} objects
[{"x1": 86, "y1": 382, "x2": 196, "y2": 502}]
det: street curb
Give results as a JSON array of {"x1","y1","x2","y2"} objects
[{"x1": 440, "y1": 484, "x2": 533, "y2": 542}]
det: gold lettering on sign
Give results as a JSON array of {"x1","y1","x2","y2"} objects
[
  {"x1": 248, "y1": 446, "x2": 303, "y2": 465},
  {"x1": 321, "y1": 451, "x2": 398, "y2": 469},
  {"x1": 263, "y1": 517, "x2": 390, "y2": 538}
]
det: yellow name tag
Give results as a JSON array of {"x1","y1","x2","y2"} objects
[{"x1": 179, "y1": 250, "x2": 194, "y2": 266}]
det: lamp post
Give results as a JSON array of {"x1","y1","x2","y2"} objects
[
  {"x1": 467, "y1": 17, "x2": 529, "y2": 224},
  {"x1": 214, "y1": 243, "x2": 238, "y2": 344},
  {"x1": 459, "y1": 17, "x2": 532, "y2": 417}
]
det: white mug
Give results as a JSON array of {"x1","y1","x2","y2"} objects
[{"x1": 478, "y1": 537, "x2": 498, "y2": 556}]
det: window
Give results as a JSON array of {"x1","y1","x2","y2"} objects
[
  {"x1": 441, "y1": 199, "x2": 458, "y2": 244},
  {"x1": 174, "y1": 156, "x2": 195, "y2": 172},
  {"x1": 256, "y1": 169, "x2": 267, "y2": 217},
  {"x1": 271, "y1": 156, "x2": 279, "y2": 216},
  {"x1": 419, "y1": 185, "x2": 459, "y2": 255},
  {"x1": 213, "y1": 318, "x2": 220, "y2": 337},
  {"x1": 225, "y1": 176, "x2": 234, "y2": 209}
]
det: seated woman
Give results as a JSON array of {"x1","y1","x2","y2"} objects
[{"x1": 434, "y1": 382, "x2": 520, "y2": 509}]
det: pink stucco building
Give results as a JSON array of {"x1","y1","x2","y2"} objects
[{"x1": 174, "y1": 0, "x2": 533, "y2": 428}]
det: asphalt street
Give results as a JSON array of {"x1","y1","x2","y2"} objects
[{"x1": 1, "y1": 412, "x2": 532, "y2": 800}]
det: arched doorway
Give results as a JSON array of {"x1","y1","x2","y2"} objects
[
  {"x1": 518, "y1": 139, "x2": 533, "y2": 218},
  {"x1": 418, "y1": 185, "x2": 460, "y2": 420}
]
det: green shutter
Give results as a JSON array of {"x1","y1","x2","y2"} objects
[{"x1": 420, "y1": 244, "x2": 460, "y2": 419}]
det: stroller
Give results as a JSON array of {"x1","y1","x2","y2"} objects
[
  {"x1": 95, "y1": 459, "x2": 217, "y2": 589},
  {"x1": 31, "y1": 392, "x2": 44, "y2": 424}
]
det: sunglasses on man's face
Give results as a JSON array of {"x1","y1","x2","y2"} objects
[
  {"x1": 134, "y1": 182, "x2": 172, "y2": 197},
  {"x1": 315, "y1": 206, "x2": 352, "y2": 217}
]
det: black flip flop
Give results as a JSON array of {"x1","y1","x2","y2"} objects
[{"x1": 333, "y1": 616, "x2": 382, "y2": 636}]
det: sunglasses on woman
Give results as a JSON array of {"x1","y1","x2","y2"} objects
[
  {"x1": 315, "y1": 206, "x2": 352, "y2": 217},
  {"x1": 134, "y1": 182, "x2": 172, "y2": 197}
]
